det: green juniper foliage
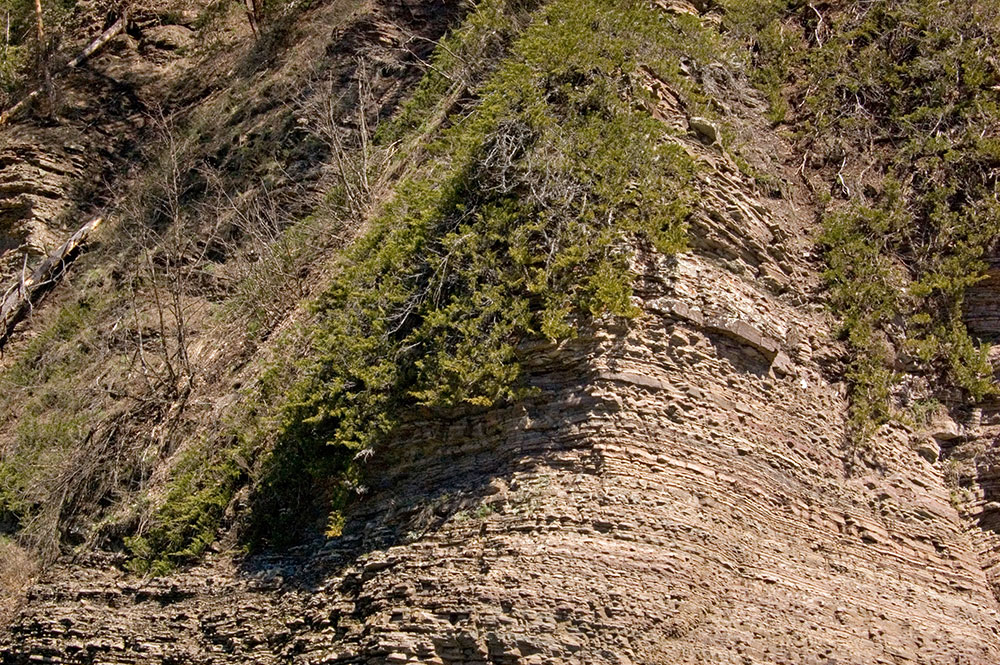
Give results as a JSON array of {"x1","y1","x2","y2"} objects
[
  {"x1": 726, "y1": 0, "x2": 1000, "y2": 438},
  {"x1": 373, "y1": 0, "x2": 543, "y2": 146},
  {"x1": 125, "y1": 436, "x2": 252, "y2": 576},
  {"x1": 250, "y1": 0, "x2": 710, "y2": 543}
]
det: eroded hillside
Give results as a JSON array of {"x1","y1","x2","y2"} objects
[{"x1": 1, "y1": 0, "x2": 1000, "y2": 663}]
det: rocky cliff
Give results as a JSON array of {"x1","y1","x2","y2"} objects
[{"x1": 2, "y1": 1, "x2": 1000, "y2": 664}]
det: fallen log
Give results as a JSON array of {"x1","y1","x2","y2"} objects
[
  {"x1": 66, "y1": 16, "x2": 127, "y2": 69},
  {"x1": 0, "y1": 215, "x2": 103, "y2": 351},
  {"x1": 0, "y1": 14, "x2": 127, "y2": 126}
]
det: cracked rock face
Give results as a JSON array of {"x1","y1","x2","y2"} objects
[
  {"x1": 5, "y1": 2, "x2": 1000, "y2": 664},
  {"x1": 6, "y1": 194, "x2": 1000, "y2": 663},
  {"x1": 0, "y1": 137, "x2": 88, "y2": 264}
]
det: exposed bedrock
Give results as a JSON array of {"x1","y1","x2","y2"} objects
[
  {"x1": 5, "y1": 98, "x2": 1000, "y2": 665},
  {"x1": 5, "y1": 250, "x2": 1000, "y2": 663},
  {"x1": 4, "y1": 2, "x2": 1000, "y2": 663}
]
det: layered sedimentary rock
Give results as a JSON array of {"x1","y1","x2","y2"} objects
[
  {"x1": 0, "y1": 139, "x2": 88, "y2": 260},
  {"x1": 938, "y1": 256, "x2": 1000, "y2": 609},
  {"x1": 6, "y1": 35, "x2": 1000, "y2": 662}
]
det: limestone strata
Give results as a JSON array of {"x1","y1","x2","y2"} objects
[
  {"x1": 5, "y1": 2, "x2": 1000, "y2": 664},
  {"x1": 964, "y1": 262, "x2": 1000, "y2": 339},
  {"x1": 0, "y1": 139, "x2": 88, "y2": 261},
  {"x1": 5, "y1": 242, "x2": 1000, "y2": 662}
]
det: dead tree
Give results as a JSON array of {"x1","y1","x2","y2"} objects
[
  {"x1": 0, "y1": 216, "x2": 104, "y2": 351},
  {"x1": 32, "y1": 0, "x2": 53, "y2": 113}
]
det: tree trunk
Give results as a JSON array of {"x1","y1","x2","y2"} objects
[
  {"x1": 244, "y1": 0, "x2": 259, "y2": 38},
  {"x1": 33, "y1": 0, "x2": 52, "y2": 115}
]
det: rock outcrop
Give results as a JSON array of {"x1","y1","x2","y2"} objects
[{"x1": 4, "y1": 1, "x2": 1000, "y2": 664}]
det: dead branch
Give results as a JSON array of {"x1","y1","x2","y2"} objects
[{"x1": 0, "y1": 215, "x2": 103, "y2": 351}]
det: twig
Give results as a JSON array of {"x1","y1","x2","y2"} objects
[{"x1": 809, "y1": 4, "x2": 825, "y2": 47}]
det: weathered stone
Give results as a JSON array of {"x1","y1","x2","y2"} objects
[
  {"x1": 688, "y1": 116, "x2": 718, "y2": 144},
  {"x1": 3, "y1": 2, "x2": 1000, "y2": 665},
  {"x1": 142, "y1": 25, "x2": 195, "y2": 52},
  {"x1": 929, "y1": 412, "x2": 962, "y2": 442},
  {"x1": 704, "y1": 315, "x2": 780, "y2": 358}
]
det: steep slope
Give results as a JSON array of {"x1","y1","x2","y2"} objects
[
  {"x1": 2, "y1": 0, "x2": 1000, "y2": 663},
  {"x1": 6, "y1": 60, "x2": 1000, "y2": 663},
  {"x1": 0, "y1": 0, "x2": 464, "y2": 619},
  {"x1": 0, "y1": 3, "x2": 204, "y2": 275}
]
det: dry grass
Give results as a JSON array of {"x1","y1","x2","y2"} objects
[{"x1": 0, "y1": 538, "x2": 37, "y2": 628}]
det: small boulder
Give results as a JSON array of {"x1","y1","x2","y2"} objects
[
  {"x1": 143, "y1": 25, "x2": 194, "y2": 52},
  {"x1": 914, "y1": 438, "x2": 940, "y2": 463},
  {"x1": 688, "y1": 116, "x2": 718, "y2": 144},
  {"x1": 927, "y1": 410, "x2": 961, "y2": 442}
]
